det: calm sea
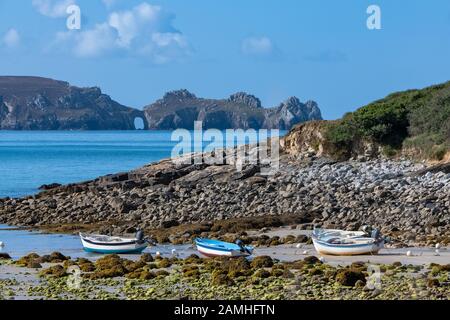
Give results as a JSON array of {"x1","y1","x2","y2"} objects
[{"x1": 0, "y1": 130, "x2": 285, "y2": 198}]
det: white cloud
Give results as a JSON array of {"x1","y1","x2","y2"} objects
[
  {"x1": 102, "y1": 0, "x2": 117, "y2": 9},
  {"x1": 241, "y1": 36, "x2": 274, "y2": 57},
  {"x1": 32, "y1": 0, "x2": 75, "y2": 18},
  {"x1": 2, "y1": 28, "x2": 20, "y2": 48},
  {"x1": 55, "y1": 23, "x2": 118, "y2": 57},
  {"x1": 108, "y1": 3, "x2": 161, "y2": 47},
  {"x1": 54, "y1": 2, "x2": 190, "y2": 63},
  {"x1": 144, "y1": 32, "x2": 190, "y2": 64}
]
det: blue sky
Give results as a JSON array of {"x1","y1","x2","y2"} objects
[{"x1": 1, "y1": 0, "x2": 450, "y2": 119}]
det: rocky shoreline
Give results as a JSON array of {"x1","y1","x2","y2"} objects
[{"x1": 0, "y1": 144, "x2": 449, "y2": 247}]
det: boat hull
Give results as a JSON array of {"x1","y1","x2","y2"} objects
[
  {"x1": 80, "y1": 237, "x2": 147, "y2": 254},
  {"x1": 196, "y1": 244, "x2": 250, "y2": 258},
  {"x1": 312, "y1": 239, "x2": 384, "y2": 256},
  {"x1": 195, "y1": 238, "x2": 253, "y2": 258}
]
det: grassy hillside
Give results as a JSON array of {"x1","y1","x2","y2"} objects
[{"x1": 324, "y1": 81, "x2": 450, "y2": 160}]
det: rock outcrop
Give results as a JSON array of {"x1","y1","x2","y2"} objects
[
  {"x1": 0, "y1": 76, "x2": 146, "y2": 130},
  {"x1": 144, "y1": 90, "x2": 322, "y2": 130}
]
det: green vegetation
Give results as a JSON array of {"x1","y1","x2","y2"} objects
[{"x1": 325, "y1": 81, "x2": 450, "y2": 160}]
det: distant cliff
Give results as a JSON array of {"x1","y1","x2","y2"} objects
[
  {"x1": 0, "y1": 76, "x2": 146, "y2": 130},
  {"x1": 0, "y1": 76, "x2": 322, "y2": 131},
  {"x1": 143, "y1": 90, "x2": 322, "y2": 130}
]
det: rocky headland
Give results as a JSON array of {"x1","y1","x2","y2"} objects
[
  {"x1": 0, "y1": 76, "x2": 322, "y2": 131},
  {"x1": 0, "y1": 76, "x2": 145, "y2": 130},
  {"x1": 144, "y1": 90, "x2": 322, "y2": 130}
]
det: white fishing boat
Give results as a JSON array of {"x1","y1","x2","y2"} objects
[
  {"x1": 80, "y1": 231, "x2": 148, "y2": 254},
  {"x1": 195, "y1": 238, "x2": 254, "y2": 258},
  {"x1": 312, "y1": 228, "x2": 384, "y2": 256}
]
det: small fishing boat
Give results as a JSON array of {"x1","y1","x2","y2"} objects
[
  {"x1": 312, "y1": 228, "x2": 384, "y2": 256},
  {"x1": 195, "y1": 238, "x2": 254, "y2": 258},
  {"x1": 80, "y1": 230, "x2": 148, "y2": 254}
]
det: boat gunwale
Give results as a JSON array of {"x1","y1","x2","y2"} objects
[{"x1": 80, "y1": 233, "x2": 142, "y2": 247}]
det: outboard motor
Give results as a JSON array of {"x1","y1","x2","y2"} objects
[
  {"x1": 362, "y1": 225, "x2": 372, "y2": 236},
  {"x1": 236, "y1": 239, "x2": 251, "y2": 255},
  {"x1": 136, "y1": 230, "x2": 145, "y2": 244},
  {"x1": 371, "y1": 229, "x2": 381, "y2": 240}
]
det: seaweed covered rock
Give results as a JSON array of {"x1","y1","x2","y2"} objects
[
  {"x1": 91, "y1": 265, "x2": 127, "y2": 279},
  {"x1": 16, "y1": 253, "x2": 40, "y2": 267},
  {"x1": 250, "y1": 256, "x2": 274, "y2": 269},
  {"x1": 34, "y1": 252, "x2": 70, "y2": 264},
  {"x1": 184, "y1": 254, "x2": 202, "y2": 265},
  {"x1": 303, "y1": 256, "x2": 321, "y2": 265},
  {"x1": 39, "y1": 265, "x2": 67, "y2": 278},
  {"x1": 183, "y1": 265, "x2": 201, "y2": 278},
  {"x1": 284, "y1": 260, "x2": 305, "y2": 270},
  {"x1": 269, "y1": 236, "x2": 281, "y2": 246},
  {"x1": 157, "y1": 258, "x2": 172, "y2": 268},
  {"x1": 27, "y1": 261, "x2": 43, "y2": 269},
  {"x1": 155, "y1": 270, "x2": 170, "y2": 277},
  {"x1": 75, "y1": 258, "x2": 95, "y2": 272},
  {"x1": 90, "y1": 254, "x2": 129, "y2": 279},
  {"x1": 350, "y1": 262, "x2": 367, "y2": 272},
  {"x1": 211, "y1": 270, "x2": 234, "y2": 286},
  {"x1": 221, "y1": 257, "x2": 252, "y2": 278},
  {"x1": 49, "y1": 252, "x2": 69, "y2": 263},
  {"x1": 271, "y1": 268, "x2": 284, "y2": 277},
  {"x1": 429, "y1": 263, "x2": 450, "y2": 273},
  {"x1": 79, "y1": 262, "x2": 96, "y2": 272},
  {"x1": 95, "y1": 254, "x2": 126, "y2": 270},
  {"x1": 282, "y1": 269, "x2": 295, "y2": 279},
  {"x1": 140, "y1": 253, "x2": 154, "y2": 263},
  {"x1": 125, "y1": 260, "x2": 147, "y2": 273},
  {"x1": 295, "y1": 235, "x2": 309, "y2": 243},
  {"x1": 0, "y1": 253, "x2": 12, "y2": 260},
  {"x1": 253, "y1": 269, "x2": 271, "y2": 278},
  {"x1": 309, "y1": 267, "x2": 324, "y2": 276},
  {"x1": 335, "y1": 269, "x2": 366, "y2": 287},
  {"x1": 140, "y1": 270, "x2": 156, "y2": 280},
  {"x1": 427, "y1": 278, "x2": 440, "y2": 288},
  {"x1": 126, "y1": 269, "x2": 155, "y2": 280}
]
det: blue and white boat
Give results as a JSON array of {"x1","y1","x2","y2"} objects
[
  {"x1": 195, "y1": 238, "x2": 254, "y2": 258},
  {"x1": 80, "y1": 232, "x2": 148, "y2": 254},
  {"x1": 312, "y1": 228, "x2": 384, "y2": 256}
]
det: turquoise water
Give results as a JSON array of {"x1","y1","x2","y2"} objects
[
  {"x1": 0, "y1": 130, "x2": 285, "y2": 198},
  {"x1": 0, "y1": 131, "x2": 177, "y2": 198}
]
